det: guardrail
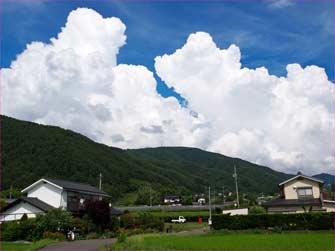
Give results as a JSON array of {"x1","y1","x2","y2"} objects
[{"x1": 117, "y1": 202, "x2": 235, "y2": 212}]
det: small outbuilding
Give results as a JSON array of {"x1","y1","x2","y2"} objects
[{"x1": 0, "y1": 197, "x2": 53, "y2": 221}]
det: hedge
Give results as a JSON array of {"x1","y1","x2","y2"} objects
[
  {"x1": 158, "y1": 215, "x2": 222, "y2": 223},
  {"x1": 212, "y1": 212, "x2": 334, "y2": 230}
]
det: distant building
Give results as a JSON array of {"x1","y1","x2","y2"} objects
[
  {"x1": 197, "y1": 198, "x2": 206, "y2": 205},
  {"x1": 0, "y1": 178, "x2": 118, "y2": 222},
  {"x1": 163, "y1": 195, "x2": 181, "y2": 205},
  {"x1": 323, "y1": 200, "x2": 335, "y2": 212},
  {"x1": 263, "y1": 173, "x2": 327, "y2": 214}
]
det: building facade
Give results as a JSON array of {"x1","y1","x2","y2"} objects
[
  {"x1": 1, "y1": 178, "x2": 111, "y2": 222},
  {"x1": 264, "y1": 173, "x2": 326, "y2": 214}
]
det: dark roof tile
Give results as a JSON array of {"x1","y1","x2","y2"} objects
[
  {"x1": 44, "y1": 178, "x2": 110, "y2": 197},
  {"x1": 263, "y1": 197, "x2": 322, "y2": 207},
  {"x1": 1, "y1": 197, "x2": 54, "y2": 213}
]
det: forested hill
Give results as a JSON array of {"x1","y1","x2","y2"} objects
[{"x1": 1, "y1": 115, "x2": 291, "y2": 204}]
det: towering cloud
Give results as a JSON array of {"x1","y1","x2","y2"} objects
[
  {"x1": 2, "y1": 9, "x2": 333, "y2": 174},
  {"x1": 155, "y1": 32, "x2": 334, "y2": 174},
  {"x1": 2, "y1": 8, "x2": 205, "y2": 149}
]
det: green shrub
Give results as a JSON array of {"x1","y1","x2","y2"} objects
[
  {"x1": 102, "y1": 231, "x2": 118, "y2": 238},
  {"x1": 71, "y1": 217, "x2": 86, "y2": 233},
  {"x1": 1, "y1": 209, "x2": 74, "y2": 241},
  {"x1": 1, "y1": 219, "x2": 37, "y2": 241},
  {"x1": 108, "y1": 216, "x2": 120, "y2": 232},
  {"x1": 215, "y1": 207, "x2": 222, "y2": 214},
  {"x1": 120, "y1": 213, "x2": 136, "y2": 229},
  {"x1": 35, "y1": 208, "x2": 72, "y2": 233},
  {"x1": 249, "y1": 206, "x2": 266, "y2": 215},
  {"x1": 86, "y1": 232, "x2": 100, "y2": 239},
  {"x1": 212, "y1": 212, "x2": 334, "y2": 230},
  {"x1": 272, "y1": 226, "x2": 283, "y2": 233},
  {"x1": 117, "y1": 232, "x2": 127, "y2": 243},
  {"x1": 136, "y1": 212, "x2": 164, "y2": 231},
  {"x1": 42, "y1": 231, "x2": 66, "y2": 240},
  {"x1": 81, "y1": 214, "x2": 96, "y2": 234}
]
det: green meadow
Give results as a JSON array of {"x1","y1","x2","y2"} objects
[{"x1": 113, "y1": 231, "x2": 334, "y2": 250}]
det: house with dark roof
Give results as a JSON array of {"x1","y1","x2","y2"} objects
[
  {"x1": 0, "y1": 177, "x2": 115, "y2": 222},
  {"x1": 0, "y1": 197, "x2": 54, "y2": 221},
  {"x1": 263, "y1": 173, "x2": 326, "y2": 214}
]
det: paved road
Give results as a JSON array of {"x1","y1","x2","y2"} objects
[{"x1": 39, "y1": 238, "x2": 115, "y2": 251}]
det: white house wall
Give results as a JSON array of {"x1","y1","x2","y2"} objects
[
  {"x1": 283, "y1": 179, "x2": 320, "y2": 200},
  {"x1": 27, "y1": 182, "x2": 63, "y2": 208},
  {"x1": 0, "y1": 202, "x2": 43, "y2": 222}
]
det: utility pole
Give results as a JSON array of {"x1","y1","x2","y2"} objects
[
  {"x1": 99, "y1": 173, "x2": 102, "y2": 190},
  {"x1": 213, "y1": 190, "x2": 216, "y2": 205},
  {"x1": 208, "y1": 186, "x2": 212, "y2": 226},
  {"x1": 222, "y1": 185, "x2": 225, "y2": 208},
  {"x1": 233, "y1": 165, "x2": 240, "y2": 208},
  {"x1": 9, "y1": 184, "x2": 13, "y2": 199},
  {"x1": 149, "y1": 186, "x2": 152, "y2": 207}
]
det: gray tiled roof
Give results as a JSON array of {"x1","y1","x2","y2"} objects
[
  {"x1": 44, "y1": 178, "x2": 110, "y2": 197},
  {"x1": 1, "y1": 197, "x2": 54, "y2": 213},
  {"x1": 263, "y1": 197, "x2": 322, "y2": 207}
]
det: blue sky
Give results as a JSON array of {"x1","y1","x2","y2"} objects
[
  {"x1": 1, "y1": 0, "x2": 334, "y2": 102},
  {"x1": 1, "y1": 1, "x2": 334, "y2": 174}
]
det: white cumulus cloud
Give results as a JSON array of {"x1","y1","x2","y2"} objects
[
  {"x1": 155, "y1": 32, "x2": 334, "y2": 174},
  {"x1": 2, "y1": 9, "x2": 333, "y2": 175},
  {"x1": 2, "y1": 8, "x2": 207, "y2": 150}
]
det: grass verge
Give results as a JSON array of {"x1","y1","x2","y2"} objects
[
  {"x1": 1, "y1": 239, "x2": 58, "y2": 251},
  {"x1": 164, "y1": 222, "x2": 208, "y2": 232}
]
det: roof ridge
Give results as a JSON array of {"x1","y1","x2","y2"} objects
[
  {"x1": 279, "y1": 174, "x2": 324, "y2": 186},
  {"x1": 43, "y1": 177, "x2": 97, "y2": 187}
]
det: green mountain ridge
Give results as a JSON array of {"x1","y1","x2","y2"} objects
[
  {"x1": 312, "y1": 173, "x2": 334, "y2": 187},
  {"x1": 2, "y1": 115, "x2": 292, "y2": 205}
]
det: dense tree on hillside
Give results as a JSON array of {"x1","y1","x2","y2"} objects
[{"x1": 1, "y1": 115, "x2": 291, "y2": 204}]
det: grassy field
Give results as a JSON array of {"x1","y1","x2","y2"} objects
[
  {"x1": 1, "y1": 239, "x2": 58, "y2": 251},
  {"x1": 113, "y1": 231, "x2": 334, "y2": 250},
  {"x1": 131, "y1": 210, "x2": 209, "y2": 217},
  {"x1": 164, "y1": 222, "x2": 208, "y2": 232}
]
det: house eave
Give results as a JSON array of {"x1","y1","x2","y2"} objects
[
  {"x1": 278, "y1": 175, "x2": 324, "y2": 187},
  {"x1": 21, "y1": 178, "x2": 63, "y2": 193}
]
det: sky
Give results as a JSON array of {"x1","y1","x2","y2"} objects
[{"x1": 1, "y1": 0, "x2": 334, "y2": 175}]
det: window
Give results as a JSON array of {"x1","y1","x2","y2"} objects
[{"x1": 297, "y1": 187, "x2": 313, "y2": 197}]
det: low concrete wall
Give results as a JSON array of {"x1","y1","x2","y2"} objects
[{"x1": 222, "y1": 208, "x2": 249, "y2": 215}]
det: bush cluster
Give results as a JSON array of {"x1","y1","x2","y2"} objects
[
  {"x1": 1, "y1": 207, "x2": 121, "y2": 241},
  {"x1": 212, "y1": 212, "x2": 334, "y2": 230},
  {"x1": 249, "y1": 206, "x2": 266, "y2": 215},
  {"x1": 1, "y1": 209, "x2": 73, "y2": 241},
  {"x1": 120, "y1": 212, "x2": 164, "y2": 231},
  {"x1": 42, "y1": 231, "x2": 66, "y2": 240},
  {"x1": 1, "y1": 218, "x2": 37, "y2": 241}
]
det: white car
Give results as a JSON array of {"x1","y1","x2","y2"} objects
[{"x1": 171, "y1": 216, "x2": 186, "y2": 223}]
